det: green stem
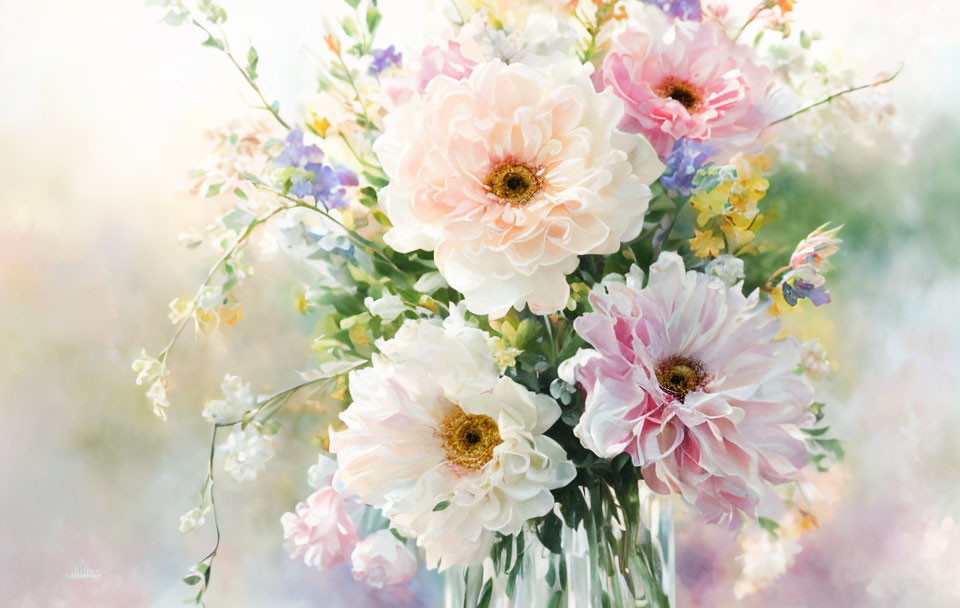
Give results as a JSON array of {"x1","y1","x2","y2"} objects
[
  {"x1": 733, "y1": 11, "x2": 760, "y2": 42},
  {"x1": 158, "y1": 205, "x2": 289, "y2": 363},
  {"x1": 332, "y1": 44, "x2": 374, "y2": 130},
  {"x1": 768, "y1": 65, "x2": 903, "y2": 127},
  {"x1": 652, "y1": 196, "x2": 688, "y2": 259},
  {"x1": 258, "y1": 185, "x2": 405, "y2": 274},
  {"x1": 542, "y1": 316, "x2": 558, "y2": 365},
  {"x1": 338, "y1": 132, "x2": 382, "y2": 171},
  {"x1": 192, "y1": 20, "x2": 291, "y2": 130}
]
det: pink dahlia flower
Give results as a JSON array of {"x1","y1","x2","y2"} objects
[
  {"x1": 374, "y1": 58, "x2": 663, "y2": 317},
  {"x1": 281, "y1": 488, "x2": 358, "y2": 569},
  {"x1": 560, "y1": 253, "x2": 814, "y2": 525},
  {"x1": 598, "y1": 21, "x2": 773, "y2": 159}
]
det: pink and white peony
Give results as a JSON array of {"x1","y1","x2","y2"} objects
[
  {"x1": 329, "y1": 317, "x2": 576, "y2": 569},
  {"x1": 350, "y1": 529, "x2": 418, "y2": 589},
  {"x1": 374, "y1": 58, "x2": 663, "y2": 317},
  {"x1": 281, "y1": 487, "x2": 358, "y2": 570},
  {"x1": 598, "y1": 21, "x2": 774, "y2": 159},
  {"x1": 560, "y1": 253, "x2": 814, "y2": 525}
]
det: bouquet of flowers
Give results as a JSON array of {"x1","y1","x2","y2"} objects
[{"x1": 136, "y1": 0, "x2": 895, "y2": 605}]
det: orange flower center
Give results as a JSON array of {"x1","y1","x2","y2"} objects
[
  {"x1": 656, "y1": 355, "x2": 705, "y2": 402},
  {"x1": 437, "y1": 406, "x2": 502, "y2": 471},
  {"x1": 655, "y1": 78, "x2": 703, "y2": 113},
  {"x1": 486, "y1": 162, "x2": 541, "y2": 206}
]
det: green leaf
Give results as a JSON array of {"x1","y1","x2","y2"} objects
[
  {"x1": 204, "y1": 183, "x2": 223, "y2": 197},
  {"x1": 263, "y1": 137, "x2": 284, "y2": 150},
  {"x1": 183, "y1": 574, "x2": 202, "y2": 586},
  {"x1": 246, "y1": 46, "x2": 259, "y2": 80},
  {"x1": 800, "y1": 30, "x2": 812, "y2": 50},
  {"x1": 803, "y1": 425, "x2": 831, "y2": 437},
  {"x1": 432, "y1": 500, "x2": 451, "y2": 512},
  {"x1": 545, "y1": 559, "x2": 557, "y2": 588},
  {"x1": 389, "y1": 528, "x2": 406, "y2": 542},
  {"x1": 201, "y1": 35, "x2": 225, "y2": 51},
  {"x1": 221, "y1": 208, "x2": 254, "y2": 233},
  {"x1": 343, "y1": 0, "x2": 361, "y2": 7},
  {"x1": 362, "y1": 171, "x2": 389, "y2": 188},
  {"x1": 198, "y1": 0, "x2": 227, "y2": 24},
  {"x1": 547, "y1": 590, "x2": 563, "y2": 608},
  {"x1": 758, "y1": 516, "x2": 780, "y2": 536},
  {"x1": 514, "y1": 319, "x2": 542, "y2": 350},
  {"x1": 365, "y1": 7, "x2": 382, "y2": 33},
  {"x1": 233, "y1": 187, "x2": 248, "y2": 201},
  {"x1": 160, "y1": 10, "x2": 188, "y2": 26},
  {"x1": 476, "y1": 579, "x2": 494, "y2": 608},
  {"x1": 601, "y1": 591, "x2": 612, "y2": 608},
  {"x1": 341, "y1": 16, "x2": 358, "y2": 39},
  {"x1": 813, "y1": 438, "x2": 845, "y2": 460},
  {"x1": 536, "y1": 511, "x2": 563, "y2": 555}
]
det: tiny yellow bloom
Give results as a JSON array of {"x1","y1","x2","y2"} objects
[
  {"x1": 767, "y1": 285, "x2": 787, "y2": 317},
  {"x1": 348, "y1": 324, "x2": 369, "y2": 348},
  {"x1": 690, "y1": 181, "x2": 731, "y2": 227},
  {"x1": 690, "y1": 229, "x2": 725, "y2": 258},
  {"x1": 417, "y1": 294, "x2": 440, "y2": 314},
  {"x1": 218, "y1": 302, "x2": 243, "y2": 326},
  {"x1": 310, "y1": 116, "x2": 332, "y2": 138},
  {"x1": 330, "y1": 375, "x2": 348, "y2": 401},
  {"x1": 168, "y1": 297, "x2": 192, "y2": 324}
]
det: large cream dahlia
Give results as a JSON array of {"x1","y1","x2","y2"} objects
[
  {"x1": 560, "y1": 253, "x2": 814, "y2": 525},
  {"x1": 329, "y1": 316, "x2": 576, "y2": 569},
  {"x1": 373, "y1": 58, "x2": 663, "y2": 317}
]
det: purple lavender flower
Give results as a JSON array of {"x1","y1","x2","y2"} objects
[
  {"x1": 660, "y1": 138, "x2": 715, "y2": 196},
  {"x1": 274, "y1": 128, "x2": 357, "y2": 209},
  {"x1": 274, "y1": 128, "x2": 324, "y2": 168},
  {"x1": 369, "y1": 45, "x2": 402, "y2": 76},
  {"x1": 782, "y1": 280, "x2": 832, "y2": 307},
  {"x1": 641, "y1": 0, "x2": 703, "y2": 21}
]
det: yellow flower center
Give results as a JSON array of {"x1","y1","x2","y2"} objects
[
  {"x1": 655, "y1": 355, "x2": 705, "y2": 402},
  {"x1": 486, "y1": 162, "x2": 541, "y2": 206},
  {"x1": 654, "y1": 78, "x2": 702, "y2": 113},
  {"x1": 438, "y1": 407, "x2": 502, "y2": 471}
]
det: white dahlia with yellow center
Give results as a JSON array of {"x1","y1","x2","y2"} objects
[
  {"x1": 329, "y1": 315, "x2": 576, "y2": 570},
  {"x1": 373, "y1": 58, "x2": 663, "y2": 317}
]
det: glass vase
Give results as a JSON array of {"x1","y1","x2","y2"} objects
[{"x1": 441, "y1": 487, "x2": 675, "y2": 608}]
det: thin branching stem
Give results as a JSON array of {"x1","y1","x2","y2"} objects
[
  {"x1": 157, "y1": 205, "x2": 289, "y2": 364},
  {"x1": 192, "y1": 19, "x2": 291, "y2": 130},
  {"x1": 256, "y1": 185, "x2": 404, "y2": 274},
  {"x1": 768, "y1": 65, "x2": 903, "y2": 127}
]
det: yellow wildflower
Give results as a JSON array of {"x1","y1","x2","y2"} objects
[
  {"x1": 690, "y1": 181, "x2": 731, "y2": 226},
  {"x1": 690, "y1": 229, "x2": 725, "y2": 258}
]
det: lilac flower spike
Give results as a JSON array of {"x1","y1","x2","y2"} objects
[
  {"x1": 273, "y1": 128, "x2": 357, "y2": 209},
  {"x1": 642, "y1": 0, "x2": 703, "y2": 21},
  {"x1": 660, "y1": 138, "x2": 715, "y2": 196},
  {"x1": 369, "y1": 45, "x2": 402, "y2": 76},
  {"x1": 274, "y1": 128, "x2": 324, "y2": 168}
]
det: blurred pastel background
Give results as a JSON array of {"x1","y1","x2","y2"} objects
[{"x1": 1, "y1": 0, "x2": 958, "y2": 606}]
